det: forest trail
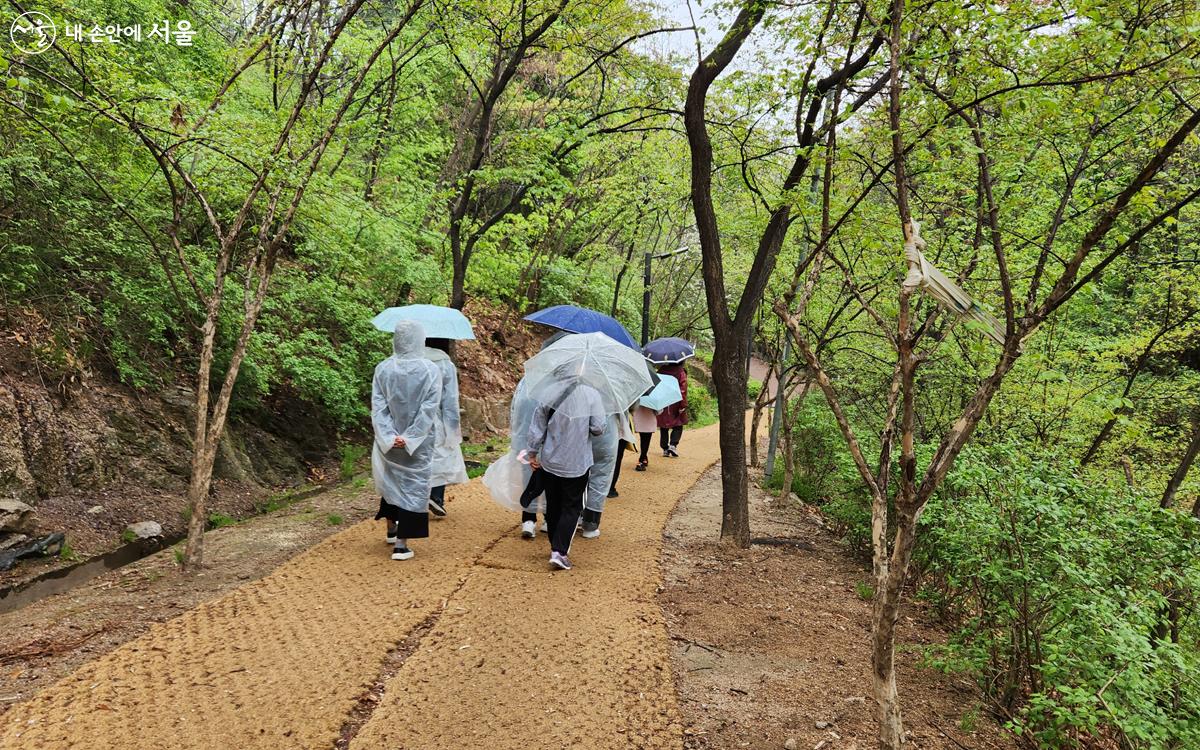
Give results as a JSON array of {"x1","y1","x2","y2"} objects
[{"x1": 0, "y1": 423, "x2": 724, "y2": 750}]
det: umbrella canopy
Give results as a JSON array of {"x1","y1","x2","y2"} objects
[
  {"x1": 642, "y1": 336, "x2": 695, "y2": 365},
  {"x1": 639, "y1": 373, "x2": 682, "y2": 411},
  {"x1": 372, "y1": 305, "x2": 475, "y2": 340},
  {"x1": 522, "y1": 333, "x2": 653, "y2": 417},
  {"x1": 523, "y1": 305, "x2": 638, "y2": 350}
]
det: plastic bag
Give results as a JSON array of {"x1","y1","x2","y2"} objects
[{"x1": 482, "y1": 451, "x2": 527, "y2": 512}]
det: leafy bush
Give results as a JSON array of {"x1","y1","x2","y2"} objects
[
  {"x1": 747, "y1": 378, "x2": 763, "y2": 400},
  {"x1": 686, "y1": 383, "x2": 718, "y2": 428},
  {"x1": 917, "y1": 444, "x2": 1200, "y2": 748},
  {"x1": 339, "y1": 443, "x2": 369, "y2": 480},
  {"x1": 207, "y1": 512, "x2": 237, "y2": 529}
]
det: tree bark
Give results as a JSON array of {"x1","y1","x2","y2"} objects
[
  {"x1": 1161, "y1": 412, "x2": 1200, "y2": 510},
  {"x1": 749, "y1": 361, "x2": 774, "y2": 468},
  {"x1": 713, "y1": 331, "x2": 753, "y2": 546}
]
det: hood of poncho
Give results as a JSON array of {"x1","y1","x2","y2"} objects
[{"x1": 393, "y1": 320, "x2": 426, "y2": 360}]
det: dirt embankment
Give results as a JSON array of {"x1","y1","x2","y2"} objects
[
  {"x1": 0, "y1": 322, "x2": 325, "y2": 574},
  {"x1": 0, "y1": 300, "x2": 548, "y2": 583}
]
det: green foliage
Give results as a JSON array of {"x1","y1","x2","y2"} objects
[
  {"x1": 747, "y1": 379, "x2": 763, "y2": 400},
  {"x1": 326, "y1": 514, "x2": 344, "y2": 526},
  {"x1": 120, "y1": 528, "x2": 137, "y2": 545},
  {"x1": 685, "y1": 383, "x2": 718, "y2": 428},
  {"x1": 917, "y1": 444, "x2": 1200, "y2": 747},
  {"x1": 207, "y1": 512, "x2": 237, "y2": 529},
  {"x1": 58, "y1": 540, "x2": 79, "y2": 562},
  {"x1": 339, "y1": 443, "x2": 369, "y2": 480},
  {"x1": 854, "y1": 581, "x2": 874, "y2": 601}
]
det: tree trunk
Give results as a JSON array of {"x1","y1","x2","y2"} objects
[
  {"x1": 1161, "y1": 412, "x2": 1200, "y2": 510},
  {"x1": 781, "y1": 388, "x2": 795, "y2": 500},
  {"x1": 749, "y1": 362, "x2": 774, "y2": 468},
  {"x1": 182, "y1": 445, "x2": 218, "y2": 567},
  {"x1": 872, "y1": 506, "x2": 921, "y2": 749},
  {"x1": 450, "y1": 224, "x2": 467, "y2": 310},
  {"x1": 712, "y1": 333, "x2": 751, "y2": 546}
]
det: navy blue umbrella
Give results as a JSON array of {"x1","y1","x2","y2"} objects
[
  {"x1": 642, "y1": 337, "x2": 695, "y2": 365},
  {"x1": 523, "y1": 305, "x2": 639, "y2": 350}
]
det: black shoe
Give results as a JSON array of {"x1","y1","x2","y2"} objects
[
  {"x1": 386, "y1": 522, "x2": 399, "y2": 545},
  {"x1": 391, "y1": 546, "x2": 414, "y2": 561},
  {"x1": 607, "y1": 489, "x2": 619, "y2": 498},
  {"x1": 428, "y1": 498, "x2": 446, "y2": 517},
  {"x1": 635, "y1": 460, "x2": 647, "y2": 472}
]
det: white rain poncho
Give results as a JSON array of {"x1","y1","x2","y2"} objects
[
  {"x1": 508, "y1": 377, "x2": 546, "y2": 514},
  {"x1": 584, "y1": 413, "x2": 621, "y2": 514},
  {"x1": 371, "y1": 321, "x2": 442, "y2": 513},
  {"x1": 425, "y1": 347, "x2": 469, "y2": 487},
  {"x1": 491, "y1": 333, "x2": 573, "y2": 515}
]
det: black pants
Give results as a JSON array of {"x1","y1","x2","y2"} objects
[
  {"x1": 521, "y1": 511, "x2": 537, "y2": 523},
  {"x1": 543, "y1": 470, "x2": 588, "y2": 554},
  {"x1": 430, "y1": 485, "x2": 445, "y2": 503},
  {"x1": 638, "y1": 432, "x2": 652, "y2": 462},
  {"x1": 610, "y1": 440, "x2": 628, "y2": 492},
  {"x1": 660, "y1": 426, "x2": 683, "y2": 450}
]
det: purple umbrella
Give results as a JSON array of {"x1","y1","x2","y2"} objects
[{"x1": 642, "y1": 337, "x2": 695, "y2": 365}]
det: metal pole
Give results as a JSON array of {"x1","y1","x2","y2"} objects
[{"x1": 641, "y1": 252, "x2": 652, "y2": 347}]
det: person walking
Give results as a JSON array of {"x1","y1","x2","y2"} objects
[
  {"x1": 607, "y1": 412, "x2": 636, "y2": 496},
  {"x1": 581, "y1": 413, "x2": 622, "y2": 538},
  {"x1": 510, "y1": 332, "x2": 567, "y2": 539},
  {"x1": 632, "y1": 404, "x2": 657, "y2": 471},
  {"x1": 372, "y1": 321, "x2": 442, "y2": 561},
  {"x1": 424, "y1": 337, "x2": 468, "y2": 517},
  {"x1": 656, "y1": 362, "x2": 688, "y2": 457},
  {"x1": 527, "y1": 382, "x2": 605, "y2": 570}
]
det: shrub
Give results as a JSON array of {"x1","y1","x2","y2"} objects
[
  {"x1": 917, "y1": 443, "x2": 1200, "y2": 748},
  {"x1": 687, "y1": 383, "x2": 718, "y2": 428},
  {"x1": 207, "y1": 512, "x2": 237, "y2": 529},
  {"x1": 747, "y1": 378, "x2": 763, "y2": 400},
  {"x1": 339, "y1": 443, "x2": 368, "y2": 480}
]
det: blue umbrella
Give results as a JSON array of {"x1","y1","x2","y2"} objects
[
  {"x1": 523, "y1": 305, "x2": 638, "y2": 350},
  {"x1": 371, "y1": 305, "x2": 476, "y2": 340},
  {"x1": 642, "y1": 337, "x2": 695, "y2": 365},
  {"x1": 640, "y1": 373, "x2": 682, "y2": 410}
]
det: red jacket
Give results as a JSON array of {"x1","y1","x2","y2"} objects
[{"x1": 656, "y1": 363, "x2": 689, "y2": 428}]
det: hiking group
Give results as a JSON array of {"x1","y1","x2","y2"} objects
[{"x1": 369, "y1": 305, "x2": 692, "y2": 570}]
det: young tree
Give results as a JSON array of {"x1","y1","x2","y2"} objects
[
  {"x1": 684, "y1": 0, "x2": 888, "y2": 545},
  {"x1": 429, "y1": 0, "x2": 683, "y2": 309},
  {"x1": 773, "y1": 0, "x2": 1200, "y2": 743},
  {"x1": 9, "y1": 0, "x2": 431, "y2": 568}
]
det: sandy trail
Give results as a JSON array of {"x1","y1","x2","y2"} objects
[{"x1": 0, "y1": 423, "x2": 722, "y2": 749}]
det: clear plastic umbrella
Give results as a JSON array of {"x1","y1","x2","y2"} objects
[{"x1": 522, "y1": 333, "x2": 653, "y2": 417}]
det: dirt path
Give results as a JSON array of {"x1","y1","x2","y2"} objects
[
  {"x1": 662, "y1": 466, "x2": 1016, "y2": 750},
  {"x1": 0, "y1": 424, "x2": 724, "y2": 750}
]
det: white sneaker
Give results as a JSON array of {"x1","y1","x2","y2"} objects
[
  {"x1": 391, "y1": 546, "x2": 414, "y2": 561},
  {"x1": 580, "y1": 525, "x2": 601, "y2": 539},
  {"x1": 521, "y1": 520, "x2": 536, "y2": 539},
  {"x1": 539, "y1": 520, "x2": 548, "y2": 533},
  {"x1": 386, "y1": 522, "x2": 398, "y2": 545}
]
